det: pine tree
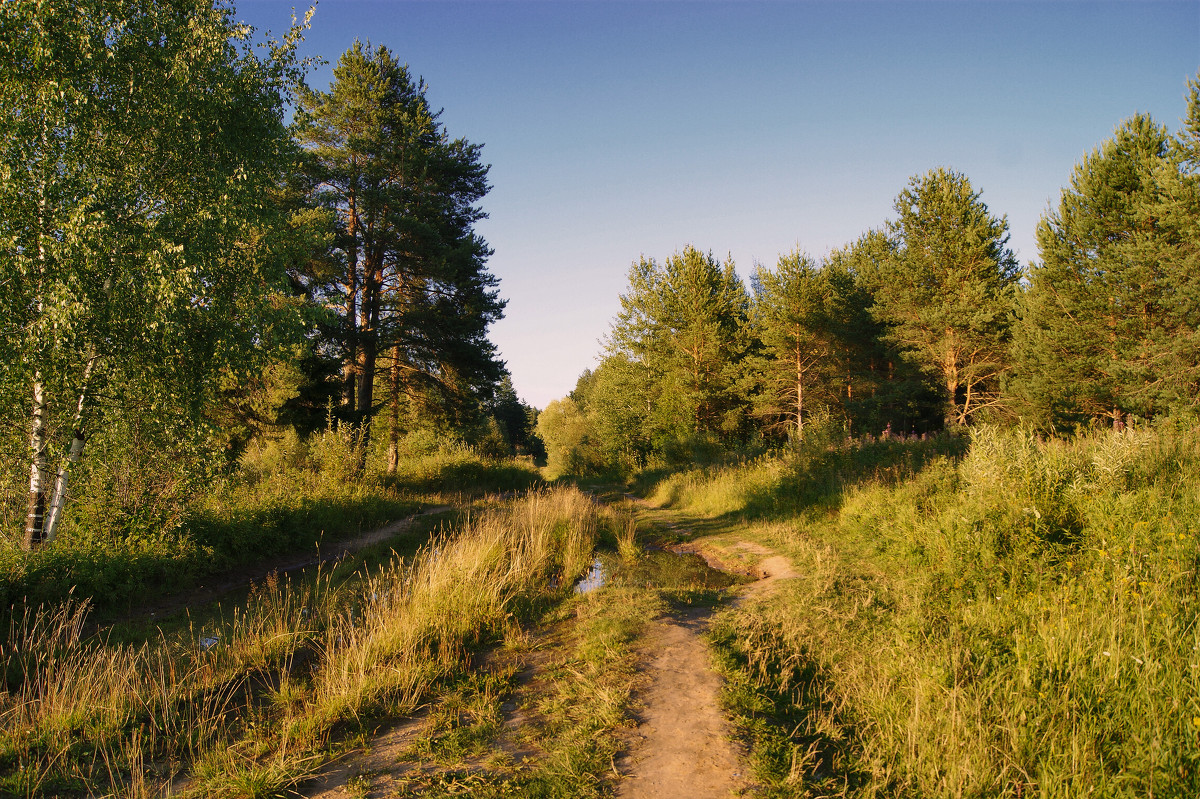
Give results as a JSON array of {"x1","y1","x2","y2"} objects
[
  {"x1": 293, "y1": 42, "x2": 504, "y2": 467},
  {"x1": 1014, "y1": 73, "x2": 1200, "y2": 427},
  {"x1": 1013, "y1": 115, "x2": 1175, "y2": 426},
  {"x1": 869, "y1": 169, "x2": 1019, "y2": 427},
  {"x1": 607, "y1": 246, "x2": 752, "y2": 445},
  {"x1": 748, "y1": 250, "x2": 856, "y2": 440}
]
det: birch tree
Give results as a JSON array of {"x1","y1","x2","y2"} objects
[{"x1": 0, "y1": 0, "x2": 308, "y2": 548}]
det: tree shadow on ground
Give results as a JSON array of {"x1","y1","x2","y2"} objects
[{"x1": 678, "y1": 434, "x2": 968, "y2": 523}]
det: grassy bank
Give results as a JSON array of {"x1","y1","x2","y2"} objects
[
  {"x1": 0, "y1": 485, "x2": 597, "y2": 798},
  {"x1": 0, "y1": 431, "x2": 542, "y2": 619},
  {"x1": 649, "y1": 424, "x2": 1200, "y2": 797}
]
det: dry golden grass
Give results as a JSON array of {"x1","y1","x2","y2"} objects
[{"x1": 0, "y1": 485, "x2": 605, "y2": 797}]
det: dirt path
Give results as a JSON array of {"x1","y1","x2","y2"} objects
[
  {"x1": 302, "y1": 625, "x2": 561, "y2": 798},
  {"x1": 613, "y1": 513, "x2": 799, "y2": 798},
  {"x1": 108, "y1": 505, "x2": 453, "y2": 627},
  {"x1": 299, "y1": 499, "x2": 797, "y2": 799},
  {"x1": 616, "y1": 608, "x2": 747, "y2": 798}
]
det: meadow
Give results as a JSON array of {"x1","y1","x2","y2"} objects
[
  {"x1": 648, "y1": 422, "x2": 1200, "y2": 797},
  {"x1": 0, "y1": 480, "x2": 604, "y2": 797}
]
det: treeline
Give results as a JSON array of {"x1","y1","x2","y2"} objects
[
  {"x1": 0, "y1": 3, "x2": 534, "y2": 551},
  {"x1": 539, "y1": 73, "x2": 1200, "y2": 476}
]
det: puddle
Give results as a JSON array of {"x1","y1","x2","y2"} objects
[
  {"x1": 574, "y1": 558, "x2": 607, "y2": 594},
  {"x1": 571, "y1": 550, "x2": 746, "y2": 598}
]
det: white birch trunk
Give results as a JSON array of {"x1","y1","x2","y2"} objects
[
  {"x1": 42, "y1": 431, "x2": 85, "y2": 547},
  {"x1": 24, "y1": 110, "x2": 51, "y2": 550},
  {"x1": 42, "y1": 353, "x2": 96, "y2": 546},
  {"x1": 23, "y1": 377, "x2": 49, "y2": 550}
]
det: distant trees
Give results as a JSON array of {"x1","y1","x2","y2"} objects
[
  {"x1": 748, "y1": 250, "x2": 858, "y2": 439},
  {"x1": 0, "y1": 0, "x2": 308, "y2": 548},
  {"x1": 293, "y1": 42, "x2": 504, "y2": 469},
  {"x1": 606, "y1": 246, "x2": 752, "y2": 445},
  {"x1": 1014, "y1": 84, "x2": 1200, "y2": 428},
  {"x1": 535, "y1": 397, "x2": 606, "y2": 478},
  {"x1": 548, "y1": 164, "x2": 1035, "y2": 471},
  {"x1": 867, "y1": 168, "x2": 1020, "y2": 427}
]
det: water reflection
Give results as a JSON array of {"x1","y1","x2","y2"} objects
[
  {"x1": 574, "y1": 558, "x2": 607, "y2": 594},
  {"x1": 571, "y1": 550, "x2": 745, "y2": 597}
]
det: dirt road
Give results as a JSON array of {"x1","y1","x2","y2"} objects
[{"x1": 616, "y1": 608, "x2": 747, "y2": 798}]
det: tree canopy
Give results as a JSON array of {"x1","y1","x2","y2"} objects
[
  {"x1": 0, "y1": 0, "x2": 309, "y2": 547},
  {"x1": 867, "y1": 168, "x2": 1019, "y2": 427},
  {"x1": 606, "y1": 246, "x2": 751, "y2": 444},
  {"x1": 292, "y1": 41, "x2": 505, "y2": 468}
]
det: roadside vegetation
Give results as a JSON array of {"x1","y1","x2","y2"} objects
[
  {"x1": 4, "y1": 3, "x2": 1200, "y2": 797},
  {"x1": 0, "y1": 484, "x2": 596, "y2": 797},
  {"x1": 638, "y1": 422, "x2": 1200, "y2": 797},
  {"x1": 0, "y1": 429, "x2": 542, "y2": 621}
]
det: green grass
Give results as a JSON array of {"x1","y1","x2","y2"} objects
[
  {"x1": 650, "y1": 422, "x2": 1200, "y2": 797},
  {"x1": 0, "y1": 431, "x2": 543, "y2": 623},
  {"x1": 639, "y1": 432, "x2": 965, "y2": 521},
  {"x1": 0, "y1": 486, "x2": 605, "y2": 798},
  {"x1": 391, "y1": 584, "x2": 665, "y2": 799}
]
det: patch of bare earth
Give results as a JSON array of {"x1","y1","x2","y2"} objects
[
  {"x1": 300, "y1": 500, "x2": 800, "y2": 799},
  {"x1": 615, "y1": 523, "x2": 799, "y2": 798},
  {"x1": 107, "y1": 505, "x2": 453, "y2": 627},
  {"x1": 301, "y1": 624, "x2": 563, "y2": 798},
  {"x1": 616, "y1": 607, "x2": 748, "y2": 798}
]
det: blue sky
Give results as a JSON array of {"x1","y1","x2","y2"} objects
[{"x1": 238, "y1": 0, "x2": 1200, "y2": 408}]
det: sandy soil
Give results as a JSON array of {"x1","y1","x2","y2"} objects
[
  {"x1": 615, "y1": 608, "x2": 748, "y2": 798},
  {"x1": 301, "y1": 629, "x2": 558, "y2": 798},
  {"x1": 613, "y1": 530, "x2": 798, "y2": 798},
  {"x1": 298, "y1": 498, "x2": 801, "y2": 799}
]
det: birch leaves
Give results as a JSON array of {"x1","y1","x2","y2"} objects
[{"x1": 1, "y1": 1, "x2": 306, "y2": 547}]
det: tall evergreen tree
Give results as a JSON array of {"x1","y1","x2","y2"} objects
[
  {"x1": 869, "y1": 169, "x2": 1019, "y2": 427},
  {"x1": 821, "y1": 233, "x2": 944, "y2": 435},
  {"x1": 1014, "y1": 77, "x2": 1200, "y2": 427},
  {"x1": 748, "y1": 250, "x2": 855, "y2": 440},
  {"x1": 293, "y1": 42, "x2": 504, "y2": 467},
  {"x1": 1013, "y1": 115, "x2": 1171, "y2": 426},
  {"x1": 607, "y1": 246, "x2": 751, "y2": 445}
]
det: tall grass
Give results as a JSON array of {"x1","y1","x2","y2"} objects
[
  {"x1": 643, "y1": 432, "x2": 964, "y2": 520},
  {"x1": 661, "y1": 424, "x2": 1200, "y2": 797},
  {"x1": 0, "y1": 426, "x2": 542, "y2": 620},
  {"x1": 0, "y1": 486, "x2": 604, "y2": 797}
]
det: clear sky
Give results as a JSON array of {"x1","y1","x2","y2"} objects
[{"x1": 237, "y1": 0, "x2": 1200, "y2": 409}]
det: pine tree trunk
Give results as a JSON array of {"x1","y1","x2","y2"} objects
[
  {"x1": 943, "y1": 341, "x2": 960, "y2": 428},
  {"x1": 387, "y1": 344, "x2": 402, "y2": 473},
  {"x1": 795, "y1": 341, "x2": 805, "y2": 441},
  {"x1": 354, "y1": 261, "x2": 382, "y2": 467},
  {"x1": 343, "y1": 196, "x2": 360, "y2": 412},
  {"x1": 23, "y1": 377, "x2": 49, "y2": 550}
]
